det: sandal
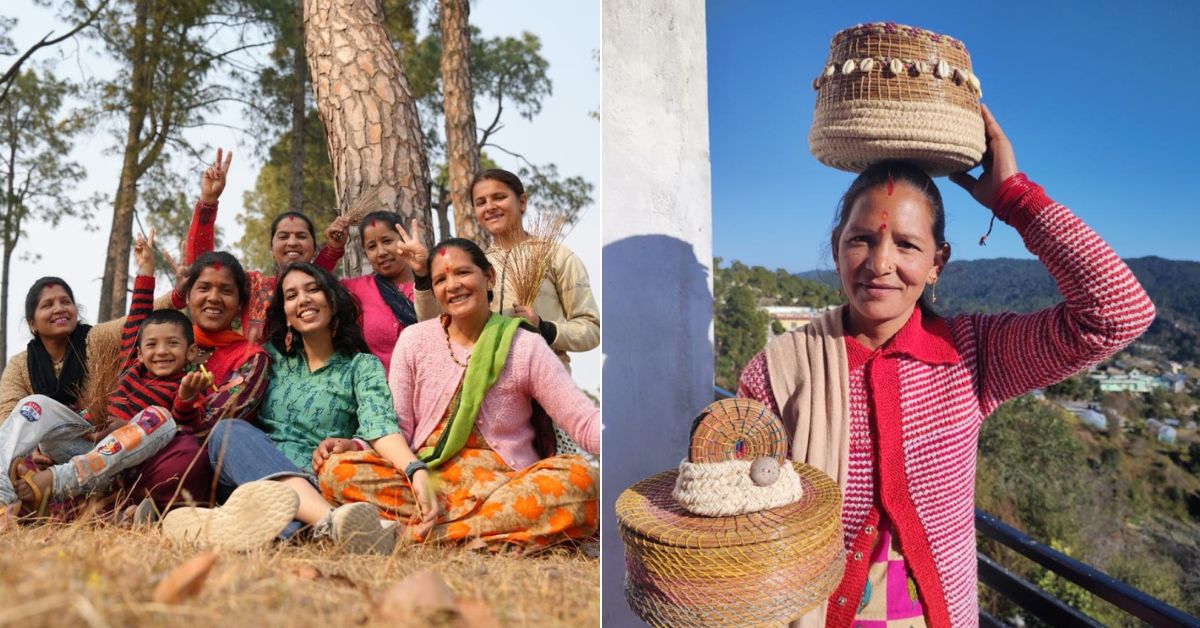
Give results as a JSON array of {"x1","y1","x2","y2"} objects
[{"x1": 9, "y1": 459, "x2": 51, "y2": 519}]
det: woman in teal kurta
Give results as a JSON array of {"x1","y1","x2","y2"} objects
[{"x1": 162, "y1": 262, "x2": 436, "y2": 552}]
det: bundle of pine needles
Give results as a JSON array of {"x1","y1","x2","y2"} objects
[
  {"x1": 341, "y1": 187, "x2": 387, "y2": 224},
  {"x1": 76, "y1": 348, "x2": 124, "y2": 426},
  {"x1": 501, "y1": 210, "x2": 571, "y2": 307}
]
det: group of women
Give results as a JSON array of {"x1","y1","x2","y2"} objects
[{"x1": 0, "y1": 150, "x2": 600, "y2": 555}]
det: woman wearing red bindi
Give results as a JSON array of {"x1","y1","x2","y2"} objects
[
  {"x1": 737, "y1": 106, "x2": 1155, "y2": 627},
  {"x1": 170, "y1": 148, "x2": 348, "y2": 344}
]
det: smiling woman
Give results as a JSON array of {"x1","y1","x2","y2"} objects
[{"x1": 316, "y1": 238, "x2": 600, "y2": 549}]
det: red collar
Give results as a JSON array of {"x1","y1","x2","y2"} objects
[{"x1": 845, "y1": 306, "x2": 961, "y2": 369}]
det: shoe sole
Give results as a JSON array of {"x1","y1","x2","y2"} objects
[
  {"x1": 332, "y1": 503, "x2": 395, "y2": 555},
  {"x1": 162, "y1": 481, "x2": 298, "y2": 552}
]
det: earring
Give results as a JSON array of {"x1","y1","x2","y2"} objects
[{"x1": 930, "y1": 280, "x2": 938, "y2": 304}]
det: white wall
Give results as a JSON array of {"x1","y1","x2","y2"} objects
[{"x1": 601, "y1": 1, "x2": 713, "y2": 624}]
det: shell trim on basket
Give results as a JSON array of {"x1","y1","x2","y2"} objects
[
  {"x1": 673, "y1": 457, "x2": 803, "y2": 517},
  {"x1": 812, "y1": 56, "x2": 981, "y2": 97},
  {"x1": 831, "y1": 22, "x2": 969, "y2": 51}
]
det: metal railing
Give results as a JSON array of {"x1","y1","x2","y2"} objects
[{"x1": 711, "y1": 385, "x2": 1200, "y2": 627}]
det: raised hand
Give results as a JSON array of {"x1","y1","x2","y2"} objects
[
  {"x1": 324, "y1": 214, "x2": 350, "y2": 251},
  {"x1": 948, "y1": 104, "x2": 1019, "y2": 211},
  {"x1": 133, "y1": 228, "x2": 156, "y2": 277},
  {"x1": 163, "y1": 240, "x2": 190, "y2": 292},
  {"x1": 393, "y1": 219, "x2": 430, "y2": 276},
  {"x1": 513, "y1": 304, "x2": 541, "y2": 327},
  {"x1": 199, "y1": 147, "x2": 233, "y2": 204}
]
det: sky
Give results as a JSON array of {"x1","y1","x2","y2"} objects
[
  {"x1": 3, "y1": 1, "x2": 601, "y2": 393},
  {"x1": 707, "y1": 0, "x2": 1200, "y2": 274}
]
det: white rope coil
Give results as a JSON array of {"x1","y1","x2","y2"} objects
[{"x1": 672, "y1": 458, "x2": 803, "y2": 517}]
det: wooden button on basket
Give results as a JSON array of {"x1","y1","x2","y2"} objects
[{"x1": 808, "y1": 22, "x2": 985, "y2": 177}]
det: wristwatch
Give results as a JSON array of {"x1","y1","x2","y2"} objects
[{"x1": 404, "y1": 460, "x2": 428, "y2": 480}]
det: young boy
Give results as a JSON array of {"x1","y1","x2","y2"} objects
[{"x1": 11, "y1": 230, "x2": 213, "y2": 515}]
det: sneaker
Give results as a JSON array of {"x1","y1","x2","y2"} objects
[
  {"x1": 161, "y1": 481, "x2": 299, "y2": 552},
  {"x1": 314, "y1": 503, "x2": 395, "y2": 555},
  {"x1": 133, "y1": 498, "x2": 160, "y2": 527}
]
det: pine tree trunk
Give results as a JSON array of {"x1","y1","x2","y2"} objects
[
  {"x1": 303, "y1": 0, "x2": 431, "y2": 247},
  {"x1": 1, "y1": 142, "x2": 14, "y2": 369},
  {"x1": 98, "y1": 0, "x2": 151, "y2": 321},
  {"x1": 288, "y1": 0, "x2": 306, "y2": 213},
  {"x1": 439, "y1": 0, "x2": 484, "y2": 245},
  {"x1": 434, "y1": 183, "x2": 451, "y2": 242}
]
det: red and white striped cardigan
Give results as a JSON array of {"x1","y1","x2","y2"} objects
[{"x1": 739, "y1": 174, "x2": 1155, "y2": 627}]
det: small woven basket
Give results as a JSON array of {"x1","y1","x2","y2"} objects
[
  {"x1": 808, "y1": 22, "x2": 985, "y2": 176},
  {"x1": 617, "y1": 400, "x2": 845, "y2": 627}
]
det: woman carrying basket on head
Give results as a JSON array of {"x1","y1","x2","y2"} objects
[{"x1": 737, "y1": 106, "x2": 1154, "y2": 627}]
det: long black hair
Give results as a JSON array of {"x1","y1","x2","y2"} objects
[{"x1": 265, "y1": 262, "x2": 369, "y2": 357}]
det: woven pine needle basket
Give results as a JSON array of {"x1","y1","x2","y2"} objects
[
  {"x1": 808, "y1": 22, "x2": 985, "y2": 176},
  {"x1": 617, "y1": 399, "x2": 845, "y2": 627}
]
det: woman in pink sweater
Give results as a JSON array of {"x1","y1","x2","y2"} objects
[
  {"x1": 316, "y1": 238, "x2": 599, "y2": 548},
  {"x1": 331, "y1": 210, "x2": 416, "y2": 375},
  {"x1": 738, "y1": 107, "x2": 1154, "y2": 627}
]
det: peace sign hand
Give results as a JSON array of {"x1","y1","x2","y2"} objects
[
  {"x1": 393, "y1": 219, "x2": 429, "y2": 276},
  {"x1": 948, "y1": 104, "x2": 1018, "y2": 212},
  {"x1": 199, "y1": 147, "x2": 233, "y2": 204},
  {"x1": 133, "y1": 228, "x2": 156, "y2": 277}
]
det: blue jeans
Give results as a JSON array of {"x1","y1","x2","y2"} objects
[{"x1": 206, "y1": 419, "x2": 314, "y2": 538}]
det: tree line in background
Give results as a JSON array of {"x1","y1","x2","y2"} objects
[{"x1": 0, "y1": 0, "x2": 594, "y2": 366}]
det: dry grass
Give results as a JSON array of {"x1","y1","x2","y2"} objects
[
  {"x1": 341, "y1": 188, "x2": 386, "y2": 225},
  {"x1": 500, "y1": 212, "x2": 571, "y2": 308},
  {"x1": 0, "y1": 519, "x2": 598, "y2": 627}
]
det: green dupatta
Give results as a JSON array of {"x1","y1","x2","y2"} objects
[{"x1": 419, "y1": 314, "x2": 522, "y2": 469}]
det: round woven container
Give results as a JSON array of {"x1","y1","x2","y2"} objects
[
  {"x1": 808, "y1": 22, "x2": 985, "y2": 176},
  {"x1": 617, "y1": 463, "x2": 844, "y2": 627}
]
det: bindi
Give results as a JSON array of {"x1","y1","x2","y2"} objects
[
  {"x1": 212, "y1": 262, "x2": 223, "y2": 271},
  {"x1": 369, "y1": 219, "x2": 377, "y2": 228},
  {"x1": 879, "y1": 210, "x2": 889, "y2": 232},
  {"x1": 886, "y1": 175, "x2": 894, "y2": 197}
]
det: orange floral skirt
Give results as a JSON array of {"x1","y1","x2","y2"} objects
[{"x1": 317, "y1": 421, "x2": 598, "y2": 549}]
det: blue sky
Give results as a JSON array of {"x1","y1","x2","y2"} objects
[{"x1": 707, "y1": 1, "x2": 1200, "y2": 273}]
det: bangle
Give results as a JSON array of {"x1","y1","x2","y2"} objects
[{"x1": 404, "y1": 460, "x2": 428, "y2": 480}]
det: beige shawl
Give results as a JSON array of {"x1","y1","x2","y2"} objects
[{"x1": 765, "y1": 305, "x2": 851, "y2": 628}]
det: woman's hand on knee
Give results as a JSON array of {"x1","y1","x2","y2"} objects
[{"x1": 311, "y1": 437, "x2": 357, "y2": 472}]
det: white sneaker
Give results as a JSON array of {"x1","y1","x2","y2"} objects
[
  {"x1": 316, "y1": 503, "x2": 395, "y2": 555},
  {"x1": 161, "y1": 481, "x2": 299, "y2": 552}
]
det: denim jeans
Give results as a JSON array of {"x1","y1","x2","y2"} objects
[
  {"x1": 0, "y1": 395, "x2": 176, "y2": 503},
  {"x1": 207, "y1": 419, "x2": 313, "y2": 538}
]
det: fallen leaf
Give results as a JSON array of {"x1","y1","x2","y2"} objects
[
  {"x1": 291, "y1": 565, "x2": 321, "y2": 581},
  {"x1": 375, "y1": 570, "x2": 457, "y2": 623},
  {"x1": 152, "y1": 552, "x2": 218, "y2": 604},
  {"x1": 457, "y1": 600, "x2": 499, "y2": 628}
]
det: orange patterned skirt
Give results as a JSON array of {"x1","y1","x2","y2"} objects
[{"x1": 317, "y1": 420, "x2": 598, "y2": 549}]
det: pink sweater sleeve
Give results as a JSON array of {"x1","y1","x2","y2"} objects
[
  {"x1": 388, "y1": 327, "x2": 418, "y2": 443},
  {"x1": 736, "y1": 351, "x2": 782, "y2": 416},
  {"x1": 522, "y1": 333, "x2": 600, "y2": 454},
  {"x1": 965, "y1": 175, "x2": 1156, "y2": 415}
]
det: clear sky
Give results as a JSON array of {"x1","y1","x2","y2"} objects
[
  {"x1": 707, "y1": 0, "x2": 1200, "y2": 274},
  {"x1": 4, "y1": 1, "x2": 600, "y2": 392}
]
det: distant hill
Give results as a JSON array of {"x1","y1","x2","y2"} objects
[{"x1": 799, "y1": 257, "x2": 1200, "y2": 363}]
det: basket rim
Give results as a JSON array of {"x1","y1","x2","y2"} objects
[
  {"x1": 831, "y1": 21, "x2": 968, "y2": 52},
  {"x1": 616, "y1": 462, "x2": 842, "y2": 548}
]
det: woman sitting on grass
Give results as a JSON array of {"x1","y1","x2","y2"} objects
[
  {"x1": 316, "y1": 238, "x2": 599, "y2": 549},
  {"x1": 162, "y1": 262, "x2": 436, "y2": 554}
]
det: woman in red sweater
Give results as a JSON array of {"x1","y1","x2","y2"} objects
[
  {"x1": 737, "y1": 106, "x2": 1154, "y2": 627},
  {"x1": 172, "y1": 148, "x2": 345, "y2": 344}
]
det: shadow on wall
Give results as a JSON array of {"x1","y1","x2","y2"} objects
[{"x1": 601, "y1": 234, "x2": 713, "y2": 625}]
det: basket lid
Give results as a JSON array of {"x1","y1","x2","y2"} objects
[
  {"x1": 688, "y1": 398, "x2": 789, "y2": 464},
  {"x1": 616, "y1": 462, "x2": 841, "y2": 549}
]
